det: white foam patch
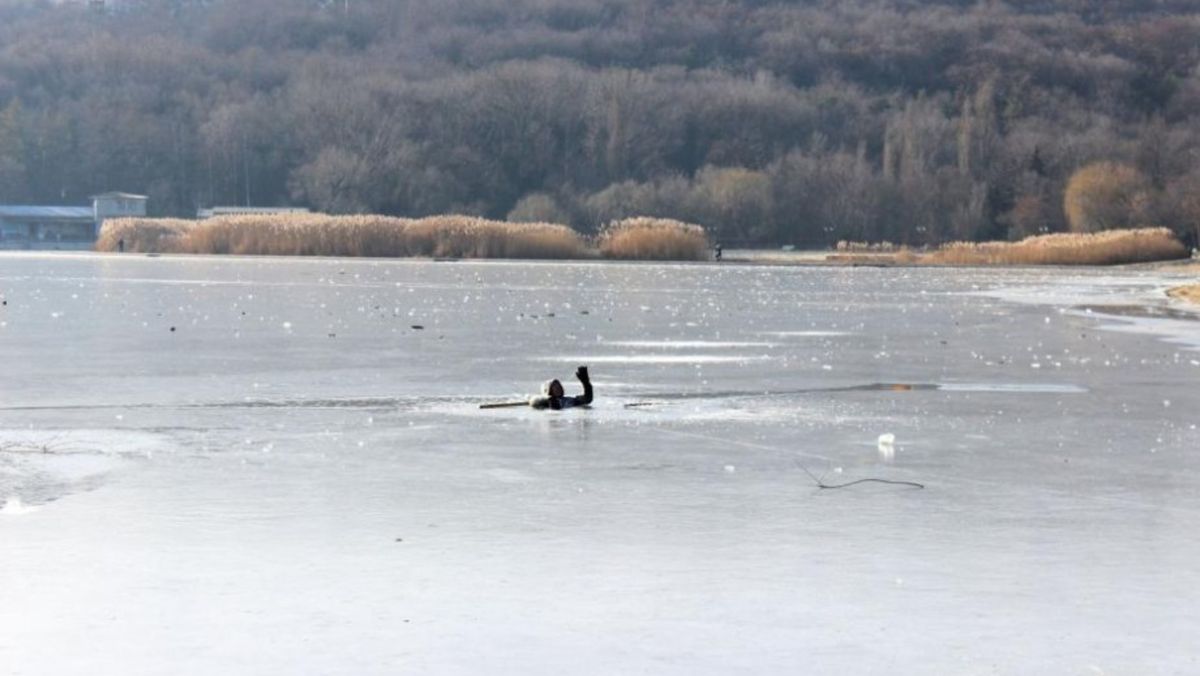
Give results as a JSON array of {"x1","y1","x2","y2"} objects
[
  {"x1": 605, "y1": 340, "x2": 778, "y2": 349},
  {"x1": 533, "y1": 355, "x2": 771, "y2": 364}
]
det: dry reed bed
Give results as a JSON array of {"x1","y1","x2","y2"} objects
[
  {"x1": 924, "y1": 228, "x2": 1189, "y2": 266},
  {"x1": 97, "y1": 214, "x2": 589, "y2": 259},
  {"x1": 95, "y1": 218, "x2": 196, "y2": 254},
  {"x1": 1167, "y1": 284, "x2": 1200, "y2": 305},
  {"x1": 596, "y1": 217, "x2": 710, "y2": 261}
]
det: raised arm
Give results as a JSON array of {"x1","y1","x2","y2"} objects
[{"x1": 573, "y1": 365, "x2": 593, "y2": 406}]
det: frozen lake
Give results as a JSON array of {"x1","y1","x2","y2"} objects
[{"x1": 2, "y1": 253, "x2": 1199, "y2": 675}]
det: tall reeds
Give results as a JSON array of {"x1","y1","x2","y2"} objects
[
  {"x1": 925, "y1": 227, "x2": 1189, "y2": 266},
  {"x1": 596, "y1": 217, "x2": 710, "y2": 260},
  {"x1": 95, "y1": 218, "x2": 194, "y2": 253},
  {"x1": 404, "y1": 216, "x2": 587, "y2": 259},
  {"x1": 97, "y1": 213, "x2": 714, "y2": 260},
  {"x1": 96, "y1": 214, "x2": 588, "y2": 259}
]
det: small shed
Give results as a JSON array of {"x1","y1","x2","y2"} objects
[{"x1": 92, "y1": 192, "x2": 148, "y2": 222}]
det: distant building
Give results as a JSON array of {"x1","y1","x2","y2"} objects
[
  {"x1": 93, "y1": 192, "x2": 148, "y2": 222},
  {"x1": 197, "y1": 206, "x2": 311, "y2": 219},
  {"x1": 0, "y1": 192, "x2": 146, "y2": 250}
]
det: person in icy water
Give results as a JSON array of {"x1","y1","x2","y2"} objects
[{"x1": 530, "y1": 365, "x2": 592, "y2": 410}]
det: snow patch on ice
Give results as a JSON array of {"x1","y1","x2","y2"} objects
[
  {"x1": 1, "y1": 429, "x2": 174, "y2": 510},
  {"x1": 0, "y1": 496, "x2": 39, "y2": 516},
  {"x1": 0, "y1": 429, "x2": 172, "y2": 458},
  {"x1": 974, "y1": 275, "x2": 1200, "y2": 351},
  {"x1": 1065, "y1": 309, "x2": 1200, "y2": 352},
  {"x1": 969, "y1": 275, "x2": 1175, "y2": 307}
]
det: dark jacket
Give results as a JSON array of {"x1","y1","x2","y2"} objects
[{"x1": 529, "y1": 369, "x2": 593, "y2": 410}]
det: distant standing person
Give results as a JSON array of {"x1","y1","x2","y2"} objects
[
  {"x1": 117, "y1": 238, "x2": 125, "y2": 253},
  {"x1": 530, "y1": 366, "x2": 593, "y2": 410},
  {"x1": 714, "y1": 243, "x2": 722, "y2": 261}
]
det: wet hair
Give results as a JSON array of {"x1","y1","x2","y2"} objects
[{"x1": 542, "y1": 379, "x2": 564, "y2": 398}]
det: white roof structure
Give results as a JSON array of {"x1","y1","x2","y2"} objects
[
  {"x1": 91, "y1": 192, "x2": 148, "y2": 200},
  {"x1": 198, "y1": 206, "x2": 311, "y2": 219},
  {"x1": 0, "y1": 206, "x2": 95, "y2": 220}
]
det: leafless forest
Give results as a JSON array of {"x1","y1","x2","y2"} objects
[{"x1": 1, "y1": 0, "x2": 1198, "y2": 245}]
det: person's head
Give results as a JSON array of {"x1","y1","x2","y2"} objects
[{"x1": 543, "y1": 379, "x2": 564, "y2": 398}]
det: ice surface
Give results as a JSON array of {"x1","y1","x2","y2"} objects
[
  {"x1": 603, "y1": 340, "x2": 780, "y2": 348},
  {"x1": 2, "y1": 253, "x2": 1199, "y2": 674},
  {"x1": 759, "y1": 330, "x2": 853, "y2": 337}
]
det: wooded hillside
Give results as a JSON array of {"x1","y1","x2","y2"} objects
[{"x1": 1, "y1": 0, "x2": 1198, "y2": 244}]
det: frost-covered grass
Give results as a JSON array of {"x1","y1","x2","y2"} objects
[
  {"x1": 596, "y1": 217, "x2": 710, "y2": 261},
  {"x1": 925, "y1": 227, "x2": 1189, "y2": 266},
  {"x1": 97, "y1": 215, "x2": 588, "y2": 259}
]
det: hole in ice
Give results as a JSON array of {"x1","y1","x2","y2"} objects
[
  {"x1": 0, "y1": 380, "x2": 1085, "y2": 420},
  {"x1": 533, "y1": 355, "x2": 771, "y2": 364}
]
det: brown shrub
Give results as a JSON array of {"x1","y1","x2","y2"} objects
[
  {"x1": 926, "y1": 227, "x2": 1188, "y2": 266},
  {"x1": 507, "y1": 193, "x2": 570, "y2": 225},
  {"x1": 1063, "y1": 162, "x2": 1152, "y2": 233},
  {"x1": 597, "y1": 217, "x2": 710, "y2": 260}
]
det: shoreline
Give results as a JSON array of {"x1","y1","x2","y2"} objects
[{"x1": 2, "y1": 246, "x2": 1197, "y2": 269}]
